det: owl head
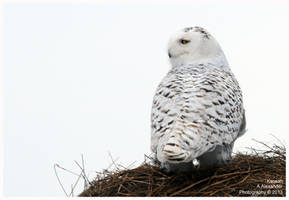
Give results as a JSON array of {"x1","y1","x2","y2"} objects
[{"x1": 167, "y1": 27, "x2": 225, "y2": 67}]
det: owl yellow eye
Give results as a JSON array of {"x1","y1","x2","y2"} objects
[{"x1": 180, "y1": 39, "x2": 190, "y2": 45}]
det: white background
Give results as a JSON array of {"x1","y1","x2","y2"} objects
[{"x1": 3, "y1": 0, "x2": 289, "y2": 197}]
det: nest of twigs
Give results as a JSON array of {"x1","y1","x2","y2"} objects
[{"x1": 79, "y1": 141, "x2": 285, "y2": 197}]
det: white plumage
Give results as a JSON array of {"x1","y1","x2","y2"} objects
[{"x1": 151, "y1": 27, "x2": 246, "y2": 172}]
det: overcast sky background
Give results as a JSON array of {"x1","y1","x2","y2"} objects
[{"x1": 3, "y1": 0, "x2": 289, "y2": 197}]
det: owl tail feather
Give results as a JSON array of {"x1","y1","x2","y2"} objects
[{"x1": 157, "y1": 134, "x2": 191, "y2": 163}]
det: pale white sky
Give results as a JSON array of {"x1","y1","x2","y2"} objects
[{"x1": 3, "y1": 0, "x2": 289, "y2": 197}]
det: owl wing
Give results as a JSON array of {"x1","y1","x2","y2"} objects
[
  {"x1": 151, "y1": 72, "x2": 182, "y2": 154},
  {"x1": 151, "y1": 66, "x2": 245, "y2": 162}
]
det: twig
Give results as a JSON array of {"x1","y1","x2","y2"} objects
[
  {"x1": 54, "y1": 164, "x2": 69, "y2": 197},
  {"x1": 68, "y1": 170, "x2": 84, "y2": 197}
]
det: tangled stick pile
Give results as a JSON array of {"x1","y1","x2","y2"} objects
[{"x1": 79, "y1": 142, "x2": 285, "y2": 197}]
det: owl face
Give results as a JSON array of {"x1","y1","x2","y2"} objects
[{"x1": 167, "y1": 27, "x2": 222, "y2": 67}]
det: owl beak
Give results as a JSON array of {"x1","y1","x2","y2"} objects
[{"x1": 168, "y1": 51, "x2": 172, "y2": 58}]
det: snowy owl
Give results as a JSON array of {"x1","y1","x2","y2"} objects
[{"x1": 151, "y1": 26, "x2": 246, "y2": 173}]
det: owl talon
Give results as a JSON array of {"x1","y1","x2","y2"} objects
[{"x1": 192, "y1": 158, "x2": 200, "y2": 168}]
